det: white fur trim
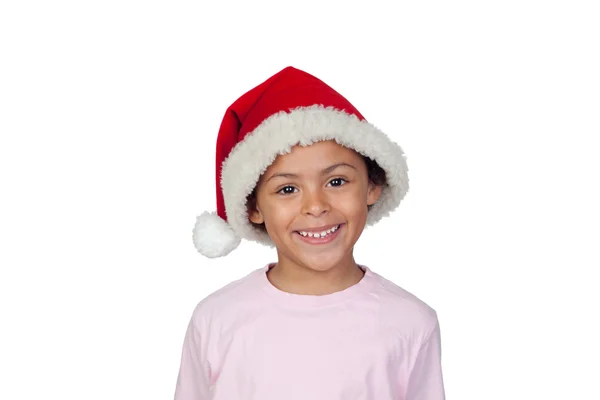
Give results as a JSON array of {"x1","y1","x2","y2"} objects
[
  {"x1": 220, "y1": 105, "x2": 409, "y2": 247},
  {"x1": 192, "y1": 211, "x2": 241, "y2": 258}
]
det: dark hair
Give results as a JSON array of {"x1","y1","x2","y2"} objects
[
  {"x1": 246, "y1": 155, "x2": 387, "y2": 232},
  {"x1": 362, "y1": 156, "x2": 387, "y2": 187}
]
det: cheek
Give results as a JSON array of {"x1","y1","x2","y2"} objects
[
  {"x1": 261, "y1": 199, "x2": 297, "y2": 230},
  {"x1": 343, "y1": 203, "x2": 369, "y2": 225},
  {"x1": 336, "y1": 189, "x2": 369, "y2": 216}
]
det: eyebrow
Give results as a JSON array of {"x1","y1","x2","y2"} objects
[{"x1": 265, "y1": 162, "x2": 357, "y2": 183}]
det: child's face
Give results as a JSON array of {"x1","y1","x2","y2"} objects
[{"x1": 249, "y1": 140, "x2": 382, "y2": 272}]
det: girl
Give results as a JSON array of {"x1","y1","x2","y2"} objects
[{"x1": 175, "y1": 66, "x2": 445, "y2": 399}]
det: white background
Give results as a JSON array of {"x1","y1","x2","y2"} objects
[{"x1": 1, "y1": 0, "x2": 598, "y2": 399}]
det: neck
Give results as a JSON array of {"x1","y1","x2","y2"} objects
[{"x1": 267, "y1": 251, "x2": 365, "y2": 296}]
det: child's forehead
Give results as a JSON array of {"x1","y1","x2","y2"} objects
[{"x1": 270, "y1": 140, "x2": 361, "y2": 166}]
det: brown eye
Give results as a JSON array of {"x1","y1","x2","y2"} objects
[
  {"x1": 328, "y1": 178, "x2": 347, "y2": 187},
  {"x1": 277, "y1": 186, "x2": 297, "y2": 195}
]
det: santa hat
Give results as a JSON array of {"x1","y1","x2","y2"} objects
[{"x1": 192, "y1": 66, "x2": 409, "y2": 258}]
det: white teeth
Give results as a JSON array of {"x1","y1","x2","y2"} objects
[{"x1": 298, "y1": 225, "x2": 340, "y2": 238}]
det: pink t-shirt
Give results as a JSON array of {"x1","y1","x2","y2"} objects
[{"x1": 174, "y1": 265, "x2": 445, "y2": 400}]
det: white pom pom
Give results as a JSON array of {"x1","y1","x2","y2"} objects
[{"x1": 192, "y1": 211, "x2": 241, "y2": 258}]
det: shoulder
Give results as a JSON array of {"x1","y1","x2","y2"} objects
[
  {"x1": 368, "y1": 268, "x2": 439, "y2": 337},
  {"x1": 189, "y1": 267, "x2": 267, "y2": 325}
]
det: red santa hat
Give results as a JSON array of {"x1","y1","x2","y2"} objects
[{"x1": 193, "y1": 66, "x2": 409, "y2": 258}]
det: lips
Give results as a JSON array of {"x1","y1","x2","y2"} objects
[
  {"x1": 294, "y1": 224, "x2": 344, "y2": 245},
  {"x1": 296, "y1": 224, "x2": 341, "y2": 238}
]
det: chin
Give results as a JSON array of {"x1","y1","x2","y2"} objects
[{"x1": 272, "y1": 225, "x2": 357, "y2": 272}]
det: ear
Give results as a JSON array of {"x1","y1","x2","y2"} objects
[
  {"x1": 366, "y1": 182, "x2": 383, "y2": 206},
  {"x1": 248, "y1": 205, "x2": 264, "y2": 224}
]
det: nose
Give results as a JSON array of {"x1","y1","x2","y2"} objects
[{"x1": 301, "y1": 187, "x2": 330, "y2": 217}]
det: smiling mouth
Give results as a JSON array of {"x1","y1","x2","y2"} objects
[
  {"x1": 296, "y1": 224, "x2": 341, "y2": 238},
  {"x1": 294, "y1": 224, "x2": 344, "y2": 244}
]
